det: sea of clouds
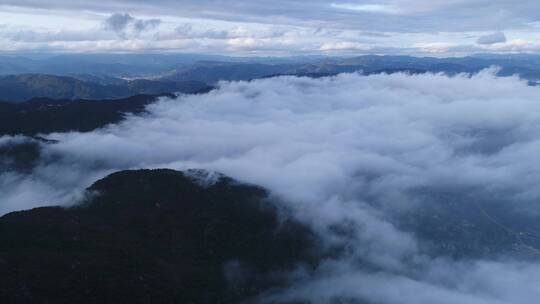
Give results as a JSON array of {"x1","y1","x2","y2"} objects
[{"x1": 2, "y1": 70, "x2": 540, "y2": 303}]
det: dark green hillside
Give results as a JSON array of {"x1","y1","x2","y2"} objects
[
  {"x1": 0, "y1": 74, "x2": 210, "y2": 102},
  {"x1": 0, "y1": 94, "x2": 180, "y2": 135},
  {"x1": 0, "y1": 169, "x2": 316, "y2": 304}
]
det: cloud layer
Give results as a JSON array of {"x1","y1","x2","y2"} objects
[
  {"x1": 3, "y1": 0, "x2": 540, "y2": 32},
  {"x1": 2, "y1": 71, "x2": 540, "y2": 302},
  {"x1": 1, "y1": 1, "x2": 540, "y2": 54}
]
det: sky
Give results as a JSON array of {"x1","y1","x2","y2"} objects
[{"x1": 0, "y1": 0, "x2": 540, "y2": 56}]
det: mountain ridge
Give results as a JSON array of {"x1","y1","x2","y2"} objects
[
  {"x1": 0, "y1": 73, "x2": 211, "y2": 102},
  {"x1": 0, "y1": 94, "x2": 176, "y2": 135}
]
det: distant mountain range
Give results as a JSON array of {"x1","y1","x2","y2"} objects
[
  {"x1": 0, "y1": 53, "x2": 318, "y2": 77},
  {"x1": 145, "y1": 54, "x2": 540, "y2": 84},
  {"x1": 2, "y1": 53, "x2": 540, "y2": 83},
  {"x1": 1, "y1": 54, "x2": 539, "y2": 102}
]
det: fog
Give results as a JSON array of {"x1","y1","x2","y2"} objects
[{"x1": 2, "y1": 70, "x2": 540, "y2": 303}]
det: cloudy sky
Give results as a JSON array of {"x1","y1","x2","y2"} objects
[{"x1": 0, "y1": 1, "x2": 539, "y2": 56}]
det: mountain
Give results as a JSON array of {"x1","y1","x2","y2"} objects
[
  {"x1": 0, "y1": 94, "x2": 178, "y2": 136},
  {"x1": 0, "y1": 137, "x2": 44, "y2": 172},
  {"x1": 0, "y1": 54, "x2": 230, "y2": 77},
  {"x1": 332, "y1": 55, "x2": 540, "y2": 81},
  {"x1": 0, "y1": 169, "x2": 316, "y2": 304},
  {"x1": 160, "y1": 61, "x2": 427, "y2": 84},
  {"x1": 0, "y1": 74, "x2": 211, "y2": 102},
  {"x1": 0, "y1": 54, "x2": 322, "y2": 77},
  {"x1": 161, "y1": 55, "x2": 540, "y2": 84},
  {"x1": 125, "y1": 78, "x2": 210, "y2": 95},
  {"x1": 399, "y1": 189, "x2": 540, "y2": 259},
  {"x1": 162, "y1": 61, "x2": 298, "y2": 84},
  {"x1": 2, "y1": 55, "x2": 540, "y2": 93}
]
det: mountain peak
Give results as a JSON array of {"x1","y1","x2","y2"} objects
[{"x1": 0, "y1": 169, "x2": 317, "y2": 304}]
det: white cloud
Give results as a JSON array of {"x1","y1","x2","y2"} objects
[
  {"x1": 4, "y1": 70, "x2": 540, "y2": 216},
  {"x1": 2, "y1": 72, "x2": 540, "y2": 302},
  {"x1": 0, "y1": 1, "x2": 540, "y2": 54},
  {"x1": 264, "y1": 260, "x2": 540, "y2": 304},
  {"x1": 331, "y1": 3, "x2": 401, "y2": 14},
  {"x1": 319, "y1": 41, "x2": 369, "y2": 51}
]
